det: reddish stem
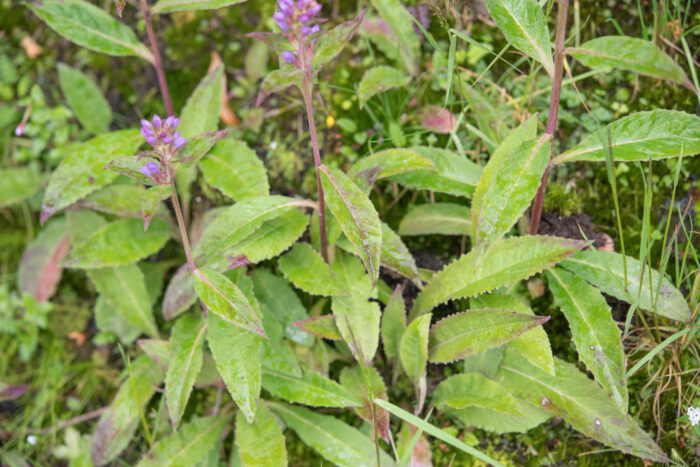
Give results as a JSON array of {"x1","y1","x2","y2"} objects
[
  {"x1": 140, "y1": 0, "x2": 174, "y2": 117},
  {"x1": 529, "y1": 0, "x2": 569, "y2": 235}
]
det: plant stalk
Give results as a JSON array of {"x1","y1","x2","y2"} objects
[
  {"x1": 140, "y1": 0, "x2": 174, "y2": 117},
  {"x1": 300, "y1": 72, "x2": 329, "y2": 262},
  {"x1": 528, "y1": 0, "x2": 569, "y2": 235},
  {"x1": 170, "y1": 181, "x2": 196, "y2": 273}
]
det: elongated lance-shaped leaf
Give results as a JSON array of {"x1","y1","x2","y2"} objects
[
  {"x1": 348, "y1": 148, "x2": 434, "y2": 192},
  {"x1": 91, "y1": 356, "x2": 163, "y2": 466},
  {"x1": 57, "y1": 64, "x2": 111, "y2": 135},
  {"x1": 331, "y1": 251, "x2": 381, "y2": 365},
  {"x1": 230, "y1": 209, "x2": 309, "y2": 265},
  {"x1": 162, "y1": 264, "x2": 196, "y2": 321},
  {"x1": 400, "y1": 313, "x2": 431, "y2": 382},
  {"x1": 339, "y1": 365, "x2": 392, "y2": 443},
  {"x1": 269, "y1": 402, "x2": 396, "y2": 467},
  {"x1": 558, "y1": 250, "x2": 691, "y2": 322},
  {"x1": 399, "y1": 203, "x2": 472, "y2": 236},
  {"x1": 312, "y1": 9, "x2": 366, "y2": 67},
  {"x1": 208, "y1": 313, "x2": 261, "y2": 423},
  {"x1": 178, "y1": 65, "x2": 222, "y2": 139},
  {"x1": 293, "y1": 315, "x2": 342, "y2": 340},
  {"x1": 475, "y1": 134, "x2": 550, "y2": 246},
  {"x1": 497, "y1": 350, "x2": 668, "y2": 463},
  {"x1": 88, "y1": 265, "x2": 159, "y2": 338},
  {"x1": 0, "y1": 167, "x2": 41, "y2": 208},
  {"x1": 63, "y1": 218, "x2": 170, "y2": 269},
  {"x1": 152, "y1": 0, "x2": 245, "y2": 14},
  {"x1": 387, "y1": 146, "x2": 482, "y2": 198},
  {"x1": 411, "y1": 235, "x2": 587, "y2": 318},
  {"x1": 193, "y1": 268, "x2": 265, "y2": 337},
  {"x1": 429, "y1": 309, "x2": 549, "y2": 363},
  {"x1": 357, "y1": 66, "x2": 411, "y2": 107},
  {"x1": 165, "y1": 313, "x2": 206, "y2": 428},
  {"x1": 259, "y1": 304, "x2": 303, "y2": 376},
  {"x1": 568, "y1": 36, "x2": 693, "y2": 89},
  {"x1": 199, "y1": 139, "x2": 269, "y2": 201},
  {"x1": 18, "y1": 217, "x2": 71, "y2": 302},
  {"x1": 433, "y1": 373, "x2": 522, "y2": 415},
  {"x1": 41, "y1": 129, "x2": 143, "y2": 223},
  {"x1": 278, "y1": 243, "x2": 346, "y2": 296},
  {"x1": 546, "y1": 267, "x2": 627, "y2": 410},
  {"x1": 473, "y1": 293, "x2": 554, "y2": 375},
  {"x1": 485, "y1": 0, "x2": 554, "y2": 77},
  {"x1": 172, "y1": 129, "x2": 227, "y2": 169},
  {"x1": 80, "y1": 184, "x2": 147, "y2": 219},
  {"x1": 319, "y1": 164, "x2": 382, "y2": 284},
  {"x1": 381, "y1": 285, "x2": 406, "y2": 361},
  {"x1": 255, "y1": 68, "x2": 303, "y2": 106},
  {"x1": 235, "y1": 403, "x2": 287, "y2": 467},
  {"x1": 136, "y1": 416, "x2": 227, "y2": 467},
  {"x1": 471, "y1": 116, "x2": 538, "y2": 238},
  {"x1": 445, "y1": 399, "x2": 552, "y2": 435},
  {"x1": 262, "y1": 368, "x2": 360, "y2": 408},
  {"x1": 369, "y1": 0, "x2": 420, "y2": 75},
  {"x1": 553, "y1": 110, "x2": 700, "y2": 164},
  {"x1": 141, "y1": 185, "x2": 172, "y2": 231},
  {"x1": 194, "y1": 195, "x2": 313, "y2": 267},
  {"x1": 28, "y1": 0, "x2": 153, "y2": 62}
]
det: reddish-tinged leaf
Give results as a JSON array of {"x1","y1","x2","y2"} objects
[
  {"x1": 419, "y1": 106, "x2": 457, "y2": 134},
  {"x1": 293, "y1": 315, "x2": 342, "y2": 340},
  {"x1": 18, "y1": 218, "x2": 71, "y2": 302}
]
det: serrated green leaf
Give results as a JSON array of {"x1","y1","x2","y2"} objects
[
  {"x1": 92, "y1": 357, "x2": 163, "y2": 465},
  {"x1": 235, "y1": 403, "x2": 286, "y2": 467},
  {"x1": 445, "y1": 400, "x2": 552, "y2": 434},
  {"x1": 104, "y1": 155, "x2": 160, "y2": 187},
  {"x1": 339, "y1": 365, "x2": 391, "y2": 443},
  {"x1": 331, "y1": 251, "x2": 381, "y2": 365},
  {"x1": 41, "y1": 130, "x2": 143, "y2": 223},
  {"x1": 80, "y1": 184, "x2": 146, "y2": 219},
  {"x1": 152, "y1": 0, "x2": 245, "y2": 14},
  {"x1": 94, "y1": 295, "x2": 141, "y2": 344},
  {"x1": 142, "y1": 185, "x2": 172, "y2": 230},
  {"x1": 433, "y1": 373, "x2": 521, "y2": 415},
  {"x1": 411, "y1": 235, "x2": 586, "y2": 317},
  {"x1": 0, "y1": 168, "x2": 41, "y2": 208},
  {"x1": 179, "y1": 66, "x2": 222, "y2": 139},
  {"x1": 252, "y1": 268, "x2": 313, "y2": 346},
  {"x1": 163, "y1": 265, "x2": 196, "y2": 321},
  {"x1": 278, "y1": 243, "x2": 346, "y2": 296},
  {"x1": 165, "y1": 313, "x2": 206, "y2": 428},
  {"x1": 208, "y1": 313, "x2": 261, "y2": 422},
  {"x1": 28, "y1": 0, "x2": 153, "y2": 61},
  {"x1": 429, "y1": 309, "x2": 548, "y2": 363},
  {"x1": 312, "y1": 10, "x2": 366, "y2": 67},
  {"x1": 357, "y1": 65, "x2": 411, "y2": 107},
  {"x1": 471, "y1": 116, "x2": 538, "y2": 233},
  {"x1": 63, "y1": 218, "x2": 170, "y2": 269},
  {"x1": 553, "y1": 110, "x2": 700, "y2": 164},
  {"x1": 569, "y1": 36, "x2": 692, "y2": 88},
  {"x1": 173, "y1": 129, "x2": 227, "y2": 169},
  {"x1": 462, "y1": 346, "x2": 504, "y2": 379},
  {"x1": 398, "y1": 203, "x2": 472, "y2": 236},
  {"x1": 485, "y1": 0, "x2": 553, "y2": 77},
  {"x1": 473, "y1": 293, "x2": 554, "y2": 375},
  {"x1": 199, "y1": 139, "x2": 269, "y2": 201},
  {"x1": 229, "y1": 209, "x2": 309, "y2": 264},
  {"x1": 136, "y1": 416, "x2": 227, "y2": 467},
  {"x1": 379, "y1": 222, "x2": 421, "y2": 285},
  {"x1": 193, "y1": 268, "x2": 265, "y2": 336},
  {"x1": 88, "y1": 264, "x2": 159, "y2": 338},
  {"x1": 559, "y1": 250, "x2": 690, "y2": 322},
  {"x1": 348, "y1": 148, "x2": 434, "y2": 192},
  {"x1": 546, "y1": 267, "x2": 627, "y2": 411},
  {"x1": 270, "y1": 402, "x2": 396, "y2": 467},
  {"x1": 387, "y1": 146, "x2": 482, "y2": 198},
  {"x1": 18, "y1": 217, "x2": 70, "y2": 302},
  {"x1": 255, "y1": 68, "x2": 303, "y2": 106},
  {"x1": 66, "y1": 209, "x2": 106, "y2": 245},
  {"x1": 400, "y1": 313, "x2": 431, "y2": 382},
  {"x1": 370, "y1": 0, "x2": 420, "y2": 75},
  {"x1": 497, "y1": 350, "x2": 668, "y2": 463},
  {"x1": 381, "y1": 286, "x2": 406, "y2": 361},
  {"x1": 262, "y1": 368, "x2": 360, "y2": 407},
  {"x1": 194, "y1": 195, "x2": 313, "y2": 268},
  {"x1": 57, "y1": 64, "x2": 111, "y2": 134},
  {"x1": 320, "y1": 164, "x2": 382, "y2": 284},
  {"x1": 293, "y1": 315, "x2": 342, "y2": 340}
]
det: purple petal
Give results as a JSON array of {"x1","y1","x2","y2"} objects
[
  {"x1": 172, "y1": 117, "x2": 180, "y2": 129},
  {"x1": 163, "y1": 136, "x2": 173, "y2": 144},
  {"x1": 146, "y1": 135, "x2": 157, "y2": 145},
  {"x1": 140, "y1": 161, "x2": 160, "y2": 177},
  {"x1": 281, "y1": 51, "x2": 295, "y2": 63},
  {"x1": 300, "y1": 14, "x2": 309, "y2": 23},
  {"x1": 141, "y1": 127, "x2": 152, "y2": 138},
  {"x1": 174, "y1": 135, "x2": 187, "y2": 149},
  {"x1": 152, "y1": 114, "x2": 161, "y2": 127},
  {"x1": 309, "y1": 3, "x2": 321, "y2": 15},
  {"x1": 276, "y1": 18, "x2": 289, "y2": 31},
  {"x1": 165, "y1": 116, "x2": 175, "y2": 128},
  {"x1": 273, "y1": 11, "x2": 286, "y2": 21}
]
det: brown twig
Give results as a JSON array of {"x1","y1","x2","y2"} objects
[{"x1": 27, "y1": 407, "x2": 108, "y2": 435}]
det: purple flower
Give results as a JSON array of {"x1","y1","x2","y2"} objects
[
  {"x1": 281, "y1": 51, "x2": 296, "y2": 63},
  {"x1": 140, "y1": 161, "x2": 161, "y2": 179},
  {"x1": 275, "y1": 0, "x2": 322, "y2": 36},
  {"x1": 140, "y1": 114, "x2": 186, "y2": 153}
]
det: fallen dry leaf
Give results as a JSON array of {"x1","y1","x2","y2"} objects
[
  {"x1": 21, "y1": 35, "x2": 42, "y2": 58},
  {"x1": 208, "y1": 51, "x2": 239, "y2": 126}
]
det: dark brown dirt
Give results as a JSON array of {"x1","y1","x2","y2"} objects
[{"x1": 537, "y1": 211, "x2": 608, "y2": 249}]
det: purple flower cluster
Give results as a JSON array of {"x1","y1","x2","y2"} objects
[
  {"x1": 274, "y1": 0, "x2": 322, "y2": 39},
  {"x1": 140, "y1": 115, "x2": 186, "y2": 152}
]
